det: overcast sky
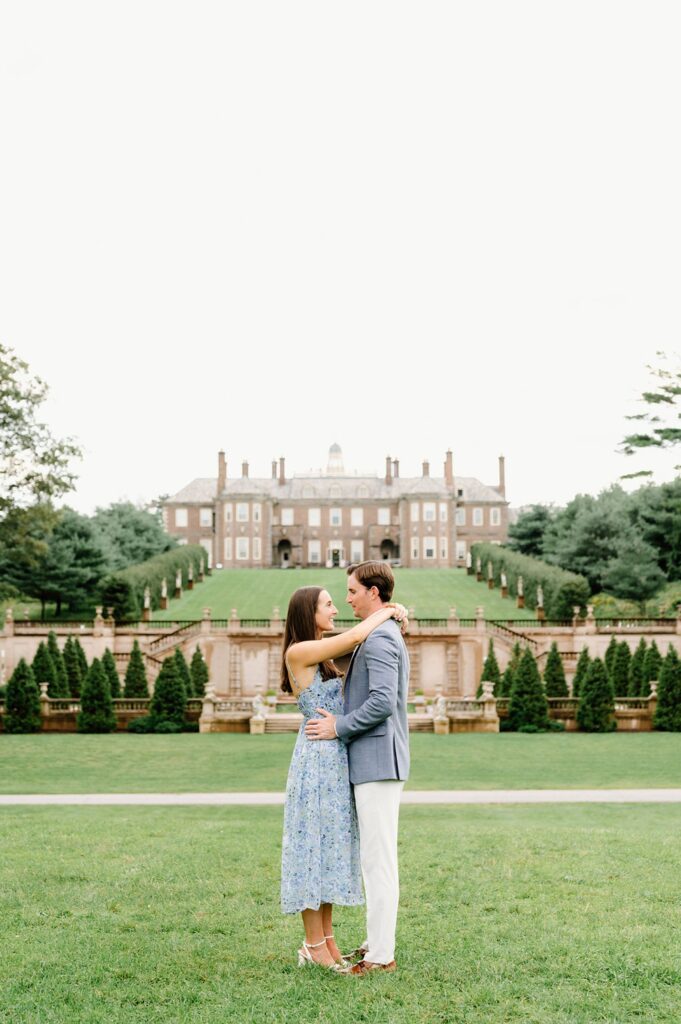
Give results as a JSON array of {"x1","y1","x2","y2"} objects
[{"x1": 1, "y1": 1, "x2": 680, "y2": 513}]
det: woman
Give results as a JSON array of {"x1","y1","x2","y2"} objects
[{"x1": 280, "y1": 585, "x2": 406, "y2": 971}]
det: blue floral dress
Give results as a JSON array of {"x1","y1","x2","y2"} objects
[{"x1": 281, "y1": 668, "x2": 364, "y2": 915}]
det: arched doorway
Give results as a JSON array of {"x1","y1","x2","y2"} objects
[
  {"x1": 278, "y1": 539, "x2": 292, "y2": 568},
  {"x1": 380, "y1": 539, "x2": 397, "y2": 562}
]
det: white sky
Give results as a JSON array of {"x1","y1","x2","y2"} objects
[{"x1": 1, "y1": 1, "x2": 680, "y2": 513}]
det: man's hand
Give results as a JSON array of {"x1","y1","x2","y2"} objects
[{"x1": 304, "y1": 708, "x2": 337, "y2": 740}]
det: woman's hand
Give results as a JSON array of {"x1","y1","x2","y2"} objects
[{"x1": 388, "y1": 602, "x2": 409, "y2": 633}]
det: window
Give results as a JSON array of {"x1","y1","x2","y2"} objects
[
  {"x1": 200, "y1": 507, "x2": 212, "y2": 527},
  {"x1": 424, "y1": 537, "x2": 436, "y2": 559},
  {"x1": 411, "y1": 536, "x2": 419, "y2": 559},
  {"x1": 330, "y1": 508, "x2": 342, "y2": 526},
  {"x1": 237, "y1": 503, "x2": 249, "y2": 522},
  {"x1": 329, "y1": 485, "x2": 341, "y2": 499},
  {"x1": 423, "y1": 502, "x2": 436, "y2": 522},
  {"x1": 224, "y1": 504, "x2": 233, "y2": 523},
  {"x1": 410, "y1": 502, "x2": 420, "y2": 522},
  {"x1": 456, "y1": 540, "x2": 467, "y2": 561},
  {"x1": 439, "y1": 503, "x2": 448, "y2": 522},
  {"x1": 351, "y1": 508, "x2": 363, "y2": 527},
  {"x1": 357, "y1": 485, "x2": 369, "y2": 498},
  {"x1": 175, "y1": 508, "x2": 188, "y2": 528},
  {"x1": 281, "y1": 508, "x2": 294, "y2": 526},
  {"x1": 308, "y1": 508, "x2": 321, "y2": 527},
  {"x1": 351, "y1": 540, "x2": 364, "y2": 562},
  {"x1": 253, "y1": 503, "x2": 261, "y2": 523},
  {"x1": 473, "y1": 508, "x2": 483, "y2": 526},
  {"x1": 457, "y1": 488, "x2": 464, "y2": 498},
  {"x1": 490, "y1": 507, "x2": 501, "y2": 526},
  {"x1": 455, "y1": 507, "x2": 466, "y2": 526},
  {"x1": 308, "y1": 540, "x2": 321, "y2": 563},
  {"x1": 252, "y1": 537, "x2": 261, "y2": 561},
  {"x1": 377, "y1": 507, "x2": 390, "y2": 526},
  {"x1": 224, "y1": 537, "x2": 233, "y2": 561},
  {"x1": 236, "y1": 537, "x2": 249, "y2": 560},
  {"x1": 440, "y1": 537, "x2": 448, "y2": 560}
]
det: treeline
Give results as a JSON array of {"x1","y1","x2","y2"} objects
[
  {"x1": 470, "y1": 543, "x2": 590, "y2": 618},
  {"x1": 508, "y1": 480, "x2": 681, "y2": 606}
]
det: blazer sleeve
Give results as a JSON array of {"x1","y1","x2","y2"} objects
[{"x1": 335, "y1": 628, "x2": 399, "y2": 743}]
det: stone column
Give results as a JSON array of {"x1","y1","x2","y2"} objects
[
  {"x1": 585, "y1": 605, "x2": 596, "y2": 634},
  {"x1": 93, "y1": 607, "x2": 104, "y2": 637},
  {"x1": 39, "y1": 681, "x2": 50, "y2": 723},
  {"x1": 447, "y1": 607, "x2": 459, "y2": 631},
  {"x1": 201, "y1": 608, "x2": 212, "y2": 635},
  {"x1": 648, "y1": 680, "x2": 658, "y2": 723},
  {"x1": 475, "y1": 606, "x2": 485, "y2": 632},
  {"x1": 476, "y1": 558, "x2": 482, "y2": 582},
  {"x1": 228, "y1": 608, "x2": 240, "y2": 632},
  {"x1": 676, "y1": 605, "x2": 681, "y2": 635},
  {"x1": 480, "y1": 679, "x2": 500, "y2": 730}
]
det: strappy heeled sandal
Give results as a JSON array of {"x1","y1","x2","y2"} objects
[
  {"x1": 325, "y1": 933, "x2": 351, "y2": 969},
  {"x1": 297, "y1": 938, "x2": 347, "y2": 973}
]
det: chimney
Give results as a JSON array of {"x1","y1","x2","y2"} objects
[
  {"x1": 217, "y1": 450, "x2": 227, "y2": 493},
  {"x1": 498, "y1": 455, "x2": 506, "y2": 497},
  {"x1": 444, "y1": 449, "x2": 454, "y2": 487},
  {"x1": 272, "y1": 460, "x2": 277, "y2": 479},
  {"x1": 242, "y1": 460, "x2": 249, "y2": 478},
  {"x1": 385, "y1": 456, "x2": 392, "y2": 485},
  {"x1": 393, "y1": 458, "x2": 399, "y2": 478},
  {"x1": 422, "y1": 460, "x2": 430, "y2": 477},
  {"x1": 279, "y1": 456, "x2": 286, "y2": 485}
]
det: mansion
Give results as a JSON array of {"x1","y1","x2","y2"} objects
[{"x1": 162, "y1": 445, "x2": 509, "y2": 570}]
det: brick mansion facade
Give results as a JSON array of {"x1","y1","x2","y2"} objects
[{"x1": 162, "y1": 445, "x2": 509, "y2": 570}]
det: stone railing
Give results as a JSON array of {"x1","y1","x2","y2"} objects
[
  {"x1": 495, "y1": 686, "x2": 658, "y2": 731},
  {"x1": 0, "y1": 686, "x2": 204, "y2": 733}
]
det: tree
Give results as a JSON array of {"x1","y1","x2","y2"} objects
[
  {"x1": 604, "y1": 636, "x2": 620, "y2": 680},
  {"x1": 4, "y1": 659, "x2": 41, "y2": 733},
  {"x1": 31, "y1": 641, "x2": 56, "y2": 693},
  {"x1": 477, "y1": 640, "x2": 501, "y2": 697},
  {"x1": 74, "y1": 637, "x2": 89, "y2": 681},
  {"x1": 77, "y1": 658, "x2": 116, "y2": 733},
  {"x1": 628, "y1": 638, "x2": 648, "y2": 697},
  {"x1": 0, "y1": 343, "x2": 81, "y2": 514},
  {"x1": 630, "y1": 479, "x2": 681, "y2": 581},
  {"x1": 90, "y1": 502, "x2": 176, "y2": 572},
  {"x1": 190, "y1": 646, "x2": 210, "y2": 697},
  {"x1": 577, "y1": 658, "x2": 615, "y2": 732},
  {"x1": 149, "y1": 658, "x2": 186, "y2": 728},
  {"x1": 498, "y1": 642, "x2": 522, "y2": 698},
  {"x1": 601, "y1": 534, "x2": 666, "y2": 607},
  {"x1": 63, "y1": 636, "x2": 84, "y2": 698},
  {"x1": 543, "y1": 642, "x2": 568, "y2": 697},
  {"x1": 642, "y1": 640, "x2": 663, "y2": 696},
  {"x1": 620, "y1": 353, "x2": 681, "y2": 478},
  {"x1": 46, "y1": 631, "x2": 69, "y2": 697},
  {"x1": 507, "y1": 648, "x2": 551, "y2": 732},
  {"x1": 101, "y1": 647, "x2": 121, "y2": 698},
  {"x1": 611, "y1": 642, "x2": 632, "y2": 697},
  {"x1": 123, "y1": 640, "x2": 148, "y2": 698},
  {"x1": 173, "y1": 648, "x2": 193, "y2": 698},
  {"x1": 507, "y1": 505, "x2": 555, "y2": 557},
  {"x1": 542, "y1": 488, "x2": 633, "y2": 593},
  {"x1": 653, "y1": 646, "x2": 681, "y2": 731},
  {"x1": 572, "y1": 647, "x2": 591, "y2": 698},
  {"x1": 99, "y1": 576, "x2": 140, "y2": 622}
]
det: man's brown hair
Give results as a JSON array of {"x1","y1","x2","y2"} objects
[{"x1": 346, "y1": 560, "x2": 395, "y2": 603}]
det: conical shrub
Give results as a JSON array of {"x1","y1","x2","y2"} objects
[
  {"x1": 572, "y1": 647, "x2": 591, "y2": 698},
  {"x1": 507, "y1": 648, "x2": 550, "y2": 732},
  {"x1": 46, "y1": 632, "x2": 69, "y2": 697},
  {"x1": 653, "y1": 646, "x2": 681, "y2": 732},
  {"x1": 628, "y1": 638, "x2": 647, "y2": 697},
  {"x1": 78, "y1": 658, "x2": 116, "y2": 733},
  {"x1": 101, "y1": 648, "x2": 121, "y2": 698},
  {"x1": 124, "y1": 640, "x2": 149, "y2": 697},
  {"x1": 642, "y1": 640, "x2": 662, "y2": 697},
  {"x1": 63, "y1": 637, "x2": 84, "y2": 698},
  {"x1": 477, "y1": 640, "x2": 501, "y2": 697},
  {"x1": 190, "y1": 646, "x2": 210, "y2": 697},
  {"x1": 32, "y1": 641, "x2": 56, "y2": 694},
  {"x1": 150, "y1": 658, "x2": 186, "y2": 729},
  {"x1": 577, "y1": 657, "x2": 615, "y2": 732},
  {"x1": 174, "y1": 648, "x2": 192, "y2": 698},
  {"x1": 4, "y1": 659, "x2": 41, "y2": 733},
  {"x1": 611, "y1": 642, "x2": 632, "y2": 697},
  {"x1": 543, "y1": 642, "x2": 568, "y2": 697},
  {"x1": 604, "y1": 635, "x2": 619, "y2": 680}
]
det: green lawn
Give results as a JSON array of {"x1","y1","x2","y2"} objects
[
  {"x1": 2, "y1": 803, "x2": 680, "y2": 1023},
  {"x1": 1, "y1": 733, "x2": 680, "y2": 794},
  {"x1": 149, "y1": 567, "x2": 536, "y2": 620}
]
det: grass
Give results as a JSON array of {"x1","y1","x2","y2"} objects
[
  {"x1": 147, "y1": 567, "x2": 537, "y2": 621},
  {"x1": 1, "y1": 803, "x2": 680, "y2": 1023},
  {"x1": 1, "y1": 733, "x2": 680, "y2": 794}
]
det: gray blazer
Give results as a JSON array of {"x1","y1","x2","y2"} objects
[{"x1": 335, "y1": 619, "x2": 410, "y2": 786}]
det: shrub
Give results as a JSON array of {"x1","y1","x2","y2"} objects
[
  {"x1": 543, "y1": 642, "x2": 568, "y2": 697},
  {"x1": 123, "y1": 640, "x2": 149, "y2": 698},
  {"x1": 4, "y1": 659, "x2": 41, "y2": 733},
  {"x1": 63, "y1": 636, "x2": 84, "y2": 698},
  {"x1": 31, "y1": 641, "x2": 56, "y2": 693},
  {"x1": 507, "y1": 648, "x2": 551, "y2": 731},
  {"x1": 577, "y1": 658, "x2": 615, "y2": 732},
  {"x1": 604, "y1": 636, "x2": 619, "y2": 680},
  {"x1": 611, "y1": 642, "x2": 632, "y2": 697},
  {"x1": 628, "y1": 638, "x2": 648, "y2": 697},
  {"x1": 100, "y1": 576, "x2": 139, "y2": 622},
  {"x1": 572, "y1": 647, "x2": 591, "y2": 698},
  {"x1": 173, "y1": 648, "x2": 192, "y2": 698},
  {"x1": 470, "y1": 543, "x2": 590, "y2": 619},
  {"x1": 78, "y1": 658, "x2": 116, "y2": 733},
  {"x1": 642, "y1": 640, "x2": 663, "y2": 696},
  {"x1": 190, "y1": 646, "x2": 209, "y2": 697},
  {"x1": 477, "y1": 639, "x2": 501, "y2": 697},
  {"x1": 498, "y1": 642, "x2": 522, "y2": 698},
  {"x1": 101, "y1": 647, "x2": 121, "y2": 698},
  {"x1": 46, "y1": 632, "x2": 69, "y2": 697},
  {"x1": 149, "y1": 658, "x2": 186, "y2": 728},
  {"x1": 653, "y1": 646, "x2": 681, "y2": 731},
  {"x1": 127, "y1": 715, "x2": 155, "y2": 733}
]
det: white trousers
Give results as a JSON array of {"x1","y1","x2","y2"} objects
[{"x1": 353, "y1": 779, "x2": 404, "y2": 964}]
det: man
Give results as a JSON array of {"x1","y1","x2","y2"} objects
[{"x1": 305, "y1": 560, "x2": 410, "y2": 975}]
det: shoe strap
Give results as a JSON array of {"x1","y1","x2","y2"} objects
[{"x1": 304, "y1": 938, "x2": 327, "y2": 950}]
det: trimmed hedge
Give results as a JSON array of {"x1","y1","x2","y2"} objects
[
  {"x1": 101, "y1": 545, "x2": 207, "y2": 620},
  {"x1": 470, "y1": 543, "x2": 591, "y2": 619}
]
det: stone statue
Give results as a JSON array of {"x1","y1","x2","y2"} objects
[
  {"x1": 143, "y1": 586, "x2": 151, "y2": 609},
  {"x1": 434, "y1": 695, "x2": 447, "y2": 720},
  {"x1": 175, "y1": 568, "x2": 182, "y2": 589},
  {"x1": 188, "y1": 563, "x2": 194, "y2": 581},
  {"x1": 517, "y1": 575, "x2": 524, "y2": 596},
  {"x1": 500, "y1": 572, "x2": 507, "y2": 588},
  {"x1": 161, "y1": 577, "x2": 168, "y2": 599},
  {"x1": 476, "y1": 557, "x2": 482, "y2": 573},
  {"x1": 487, "y1": 561, "x2": 493, "y2": 579},
  {"x1": 466, "y1": 551, "x2": 472, "y2": 569},
  {"x1": 537, "y1": 584, "x2": 544, "y2": 608},
  {"x1": 252, "y1": 693, "x2": 265, "y2": 719}
]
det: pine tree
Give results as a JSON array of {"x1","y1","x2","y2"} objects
[
  {"x1": 507, "y1": 648, "x2": 551, "y2": 731},
  {"x1": 63, "y1": 636, "x2": 84, "y2": 698},
  {"x1": 173, "y1": 648, "x2": 193, "y2": 698},
  {"x1": 4, "y1": 659, "x2": 41, "y2": 733},
  {"x1": 571, "y1": 647, "x2": 591, "y2": 698},
  {"x1": 642, "y1": 640, "x2": 663, "y2": 697},
  {"x1": 74, "y1": 637, "x2": 89, "y2": 681},
  {"x1": 543, "y1": 642, "x2": 568, "y2": 697},
  {"x1": 498, "y1": 642, "x2": 522, "y2": 697},
  {"x1": 604, "y1": 635, "x2": 619, "y2": 681},
  {"x1": 123, "y1": 640, "x2": 149, "y2": 697},
  {"x1": 611, "y1": 642, "x2": 632, "y2": 697},
  {"x1": 628, "y1": 638, "x2": 648, "y2": 697},
  {"x1": 190, "y1": 646, "x2": 210, "y2": 697},
  {"x1": 78, "y1": 658, "x2": 116, "y2": 733},
  {"x1": 150, "y1": 658, "x2": 186, "y2": 728},
  {"x1": 477, "y1": 640, "x2": 502, "y2": 697},
  {"x1": 101, "y1": 647, "x2": 121, "y2": 698},
  {"x1": 46, "y1": 631, "x2": 69, "y2": 697},
  {"x1": 577, "y1": 657, "x2": 615, "y2": 732},
  {"x1": 32, "y1": 641, "x2": 57, "y2": 694},
  {"x1": 653, "y1": 646, "x2": 681, "y2": 731}
]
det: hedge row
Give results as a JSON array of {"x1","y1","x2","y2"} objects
[
  {"x1": 101, "y1": 545, "x2": 207, "y2": 620},
  {"x1": 470, "y1": 543, "x2": 591, "y2": 619}
]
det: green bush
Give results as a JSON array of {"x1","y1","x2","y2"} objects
[
  {"x1": 572, "y1": 647, "x2": 591, "y2": 698},
  {"x1": 46, "y1": 632, "x2": 69, "y2": 697},
  {"x1": 642, "y1": 640, "x2": 662, "y2": 696},
  {"x1": 653, "y1": 646, "x2": 681, "y2": 731},
  {"x1": 507, "y1": 648, "x2": 551, "y2": 732},
  {"x1": 543, "y1": 642, "x2": 568, "y2": 697},
  {"x1": 477, "y1": 639, "x2": 501, "y2": 697},
  {"x1": 63, "y1": 636, "x2": 84, "y2": 698},
  {"x1": 4, "y1": 659, "x2": 41, "y2": 733},
  {"x1": 611, "y1": 642, "x2": 632, "y2": 697},
  {"x1": 123, "y1": 640, "x2": 149, "y2": 698},
  {"x1": 628, "y1": 638, "x2": 647, "y2": 697},
  {"x1": 577, "y1": 658, "x2": 615, "y2": 732},
  {"x1": 149, "y1": 658, "x2": 186, "y2": 728},
  {"x1": 78, "y1": 658, "x2": 116, "y2": 733},
  {"x1": 101, "y1": 647, "x2": 121, "y2": 698},
  {"x1": 470, "y1": 543, "x2": 590, "y2": 619},
  {"x1": 173, "y1": 648, "x2": 192, "y2": 698},
  {"x1": 190, "y1": 646, "x2": 209, "y2": 697},
  {"x1": 127, "y1": 715, "x2": 155, "y2": 733},
  {"x1": 31, "y1": 641, "x2": 56, "y2": 693},
  {"x1": 100, "y1": 576, "x2": 139, "y2": 622}
]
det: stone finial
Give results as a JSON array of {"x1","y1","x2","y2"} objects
[
  {"x1": 202, "y1": 607, "x2": 212, "y2": 620},
  {"x1": 481, "y1": 679, "x2": 495, "y2": 700},
  {"x1": 649, "y1": 680, "x2": 658, "y2": 697},
  {"x1": 231, "y1": 607, "x2": 238, "y2": 619}
]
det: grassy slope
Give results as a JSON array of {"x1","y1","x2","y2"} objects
[
  {"x1": 1, "y1": 803, "x2": 680, "y2": 1024},
  {"x1": 1, "y1": 733, "x2": 680, "y2": 794}
]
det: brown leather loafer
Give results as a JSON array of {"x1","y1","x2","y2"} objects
[{"x1": 349, "y1": 959, "x2": 397, "y2": 975}]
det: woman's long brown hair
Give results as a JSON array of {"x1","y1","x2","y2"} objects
[{"x1": 280, "y1": 586, "x2": 341, "y2": 693}]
